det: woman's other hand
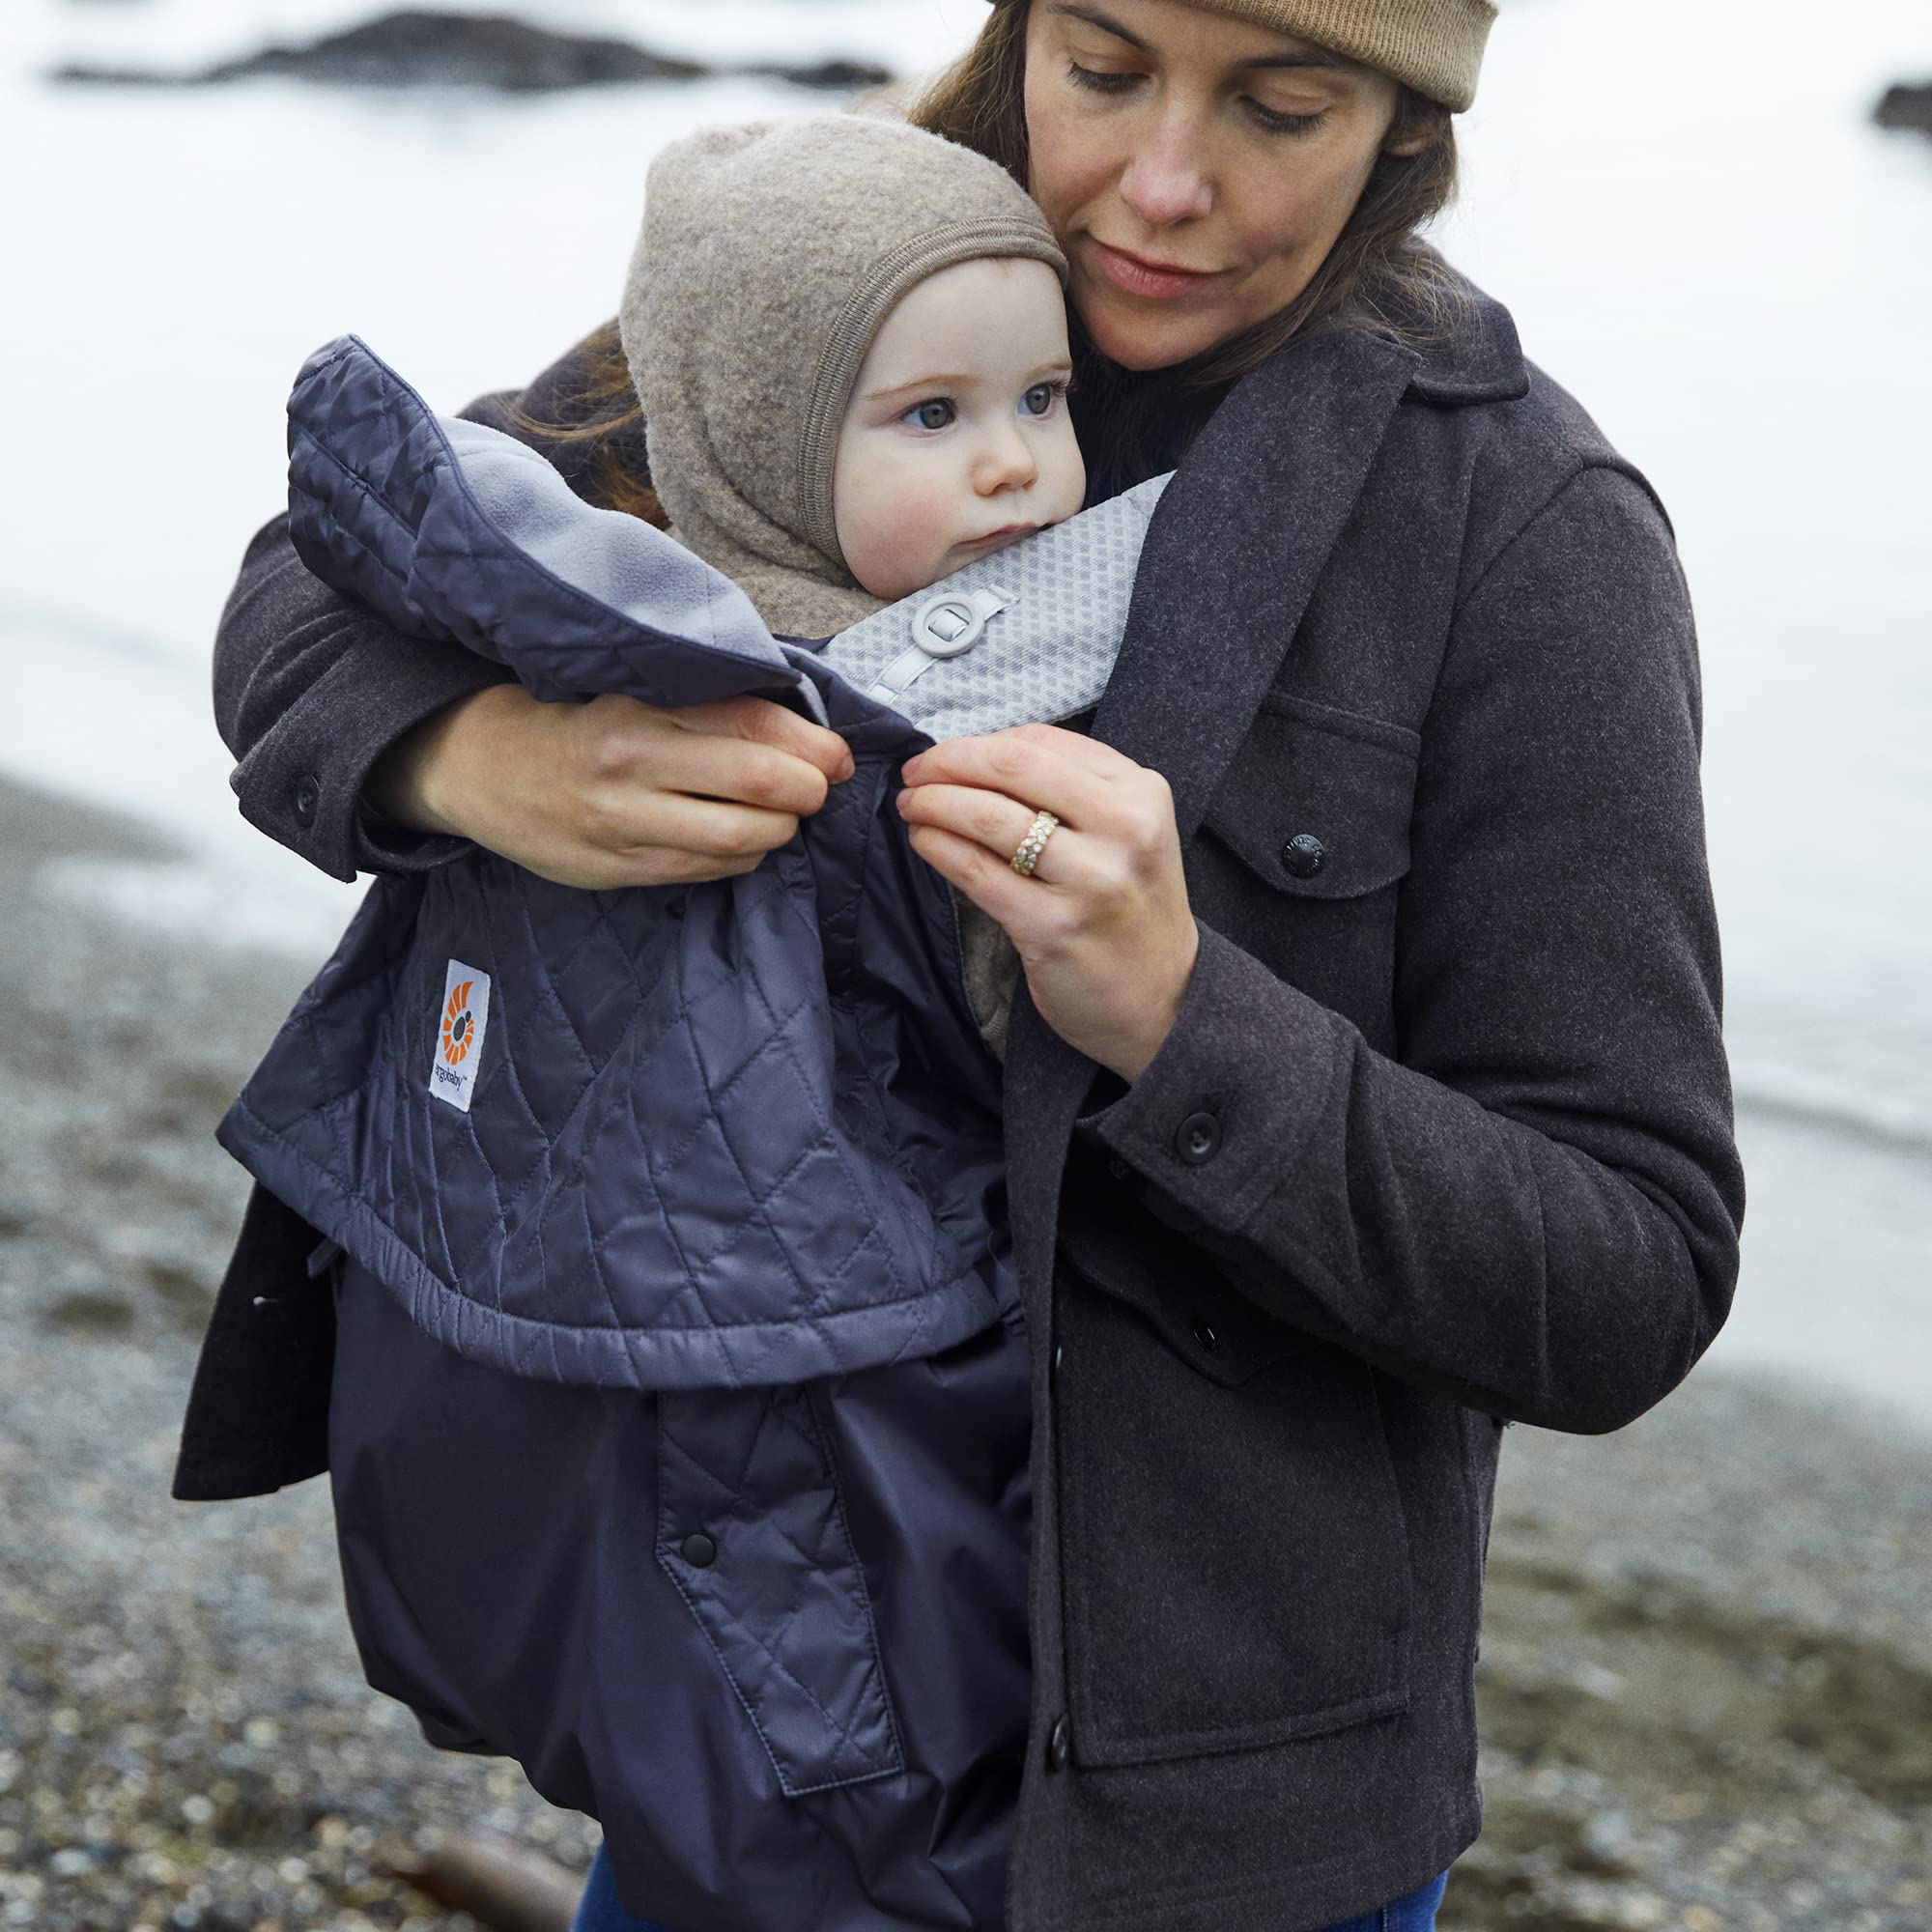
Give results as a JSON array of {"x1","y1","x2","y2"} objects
[
  {"x1": 368, "y1": 684, "x2": 855, "y2": 890},
  {"x1": 897, "y1": 724, "x2": 1199, "y2": 1082}
]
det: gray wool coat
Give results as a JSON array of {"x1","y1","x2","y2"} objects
[{"x1": 193, "y1": 279, "x2": 1744, "y2": 1932}]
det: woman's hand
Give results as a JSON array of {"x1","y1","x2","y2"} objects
[
  {"x1": 897, "y1": 724, "x2": 1199, "y2": 1082},
  {"x1": 368, "y1": 683, "x2": 855, "y2": 889}
]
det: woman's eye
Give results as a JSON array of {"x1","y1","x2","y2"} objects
[
  {"x1": 1248, "y1": 100, "x2": 1327, "y2": 137},
  {"x1": 1066, "y1": 62, "x2": 1139, "y2": 97},
  {"x1": 903, "y1": 399, "x2": 955, "y2": 432},
  {"x1": 1020, "y1": 384, "x2": 1059, "y2": 418}
]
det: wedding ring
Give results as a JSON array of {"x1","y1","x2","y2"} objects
[{"x1": 1009, "y1": 809, "x2": 1060, "y2": 877}]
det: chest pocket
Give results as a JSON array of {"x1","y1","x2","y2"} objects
[{"x1": 1192, "y1": 696, "x2": 1419, "y2": 1048}]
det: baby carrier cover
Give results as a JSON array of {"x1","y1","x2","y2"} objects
[{"x1": 219, "y1": 336, "x2": 1165, "y2": 1931}]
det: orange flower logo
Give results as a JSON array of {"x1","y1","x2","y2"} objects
[{"x1": 441, "y1": 980, "x2": 475, "y2": 1065}]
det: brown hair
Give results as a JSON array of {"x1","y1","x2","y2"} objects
[{"x1": 524, "y1": 0, "x2": 1460, "y2": 509}]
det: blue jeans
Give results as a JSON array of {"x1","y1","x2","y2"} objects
[{"x1": 569, "y1": 1849, "x2": 1450, "y2": 1931}]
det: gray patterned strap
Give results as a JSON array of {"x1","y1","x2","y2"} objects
[{"x1": 819, "y1": 474, "x2": 1171, "y2": 743}]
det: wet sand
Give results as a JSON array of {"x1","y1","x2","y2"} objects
[{"x1": 1, "y1": 773, "x2": 1926, "y2": 1931}]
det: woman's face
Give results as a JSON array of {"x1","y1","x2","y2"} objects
[{"x1": 1022, "y1": 0, "x2": 1425, "y2": 371}]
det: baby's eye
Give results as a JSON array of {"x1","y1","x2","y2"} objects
[
  {"x1": 902, "y1": 398, "x2": 955, "y2": 432},
  {"x1": 1020, "y1": 383, "x2": 1061, "y2": 418}
]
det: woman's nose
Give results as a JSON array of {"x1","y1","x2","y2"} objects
[
  {"x1": 1118, "y1": 113, "x2": 1214, "y2": 227},
  {"x1": 974, "y1": 426, "x2": 1038, "y2": 495}
]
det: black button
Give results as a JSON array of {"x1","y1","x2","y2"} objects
[
  {"x1": 1191, "y1": 1318, "x2": 1221, "y2": 1353},
  {"x1": 1106, "y1": 1154, "x2": 1131, "y2": 1183},
  {"x1": 680, "y1": 1532, "x2": 717, "y2": 1569},
  {"x1": 1046, "y1": 1714, "x2": 1070, "y2": 1772},
  {"x1": 1175, "y1": 1111, "x2": 1221, "y2": 1165},
  {"x1": 292, "y1": 775, "x2": 322, "y2": 829},
  {"x1": 1052, "y1": 1341, "x2": 1064, "y2": 1380},
  {"x1": 1280, "y1": 833, "x2": 1326, "y2": 879}
]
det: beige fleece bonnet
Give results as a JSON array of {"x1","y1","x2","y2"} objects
[{"x1": 620, "y1": 116, "x2": 1068, "y2": 639}]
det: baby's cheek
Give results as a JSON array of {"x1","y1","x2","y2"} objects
[{"x1": 840, "y1": 476, "x2": 950, "y2": 601}]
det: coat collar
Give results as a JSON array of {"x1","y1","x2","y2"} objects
[{"x1": 1400, "y1": 270, "x2": 1529, "y2": 408}]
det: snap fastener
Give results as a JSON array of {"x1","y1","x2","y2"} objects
[
  {"x1": 1175, "y1": 1111, "x2": 1221, "y2": 1165},
  {"x1": 1191, "y1": 1318, "x2": 1221, "y2": 1353},
  {"x1": 293, "y1": 775, "x2": 322, "y2": 829},
  {"x1": 680, "y1": 1532, "x2": 717, "y2": 1569},
  {"x1": 910, "y1": 585, "x2": 1009, "y2": 660},
  {"x1": 1280, "y1": 833, "x2": 1326, "y2": 879},
  {"x1": 1046, "y1": 1714, "x2": 1070, "y2": 1772}
]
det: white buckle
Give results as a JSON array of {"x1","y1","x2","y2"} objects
[{"x1": 910, "y1": 586, "x2": 1010, "y2": 659}]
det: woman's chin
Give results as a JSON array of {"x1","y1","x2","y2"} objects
[{"x1": 1078, "y1": 295, "x2": 1223, "y2": 374}]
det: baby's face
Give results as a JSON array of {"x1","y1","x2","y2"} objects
[{"x1": 832, "y1": 257, "x2": 1086, "y2": 605}]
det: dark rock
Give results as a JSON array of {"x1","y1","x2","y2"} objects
[
  {"x1": 43, "y1": 1292, "x2": 136, "y2": 1336},
  {"x1": 1875, "y1": 81, "x2": 1932, "y2": 136},
  {"x1": 745, "y1": 57, "x2": 897, "y2": 95},
  {"x1": 49, "y1": 8, "x2": 893, "y2": 94}
]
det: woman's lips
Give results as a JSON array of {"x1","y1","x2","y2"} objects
[{"x1": 1092, "y1": 240, "x2": 1219, "y2": 299}]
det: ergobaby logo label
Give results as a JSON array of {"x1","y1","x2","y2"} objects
[{"x1": 430, "y1": 960, "x2": 491, "y2": 1113}]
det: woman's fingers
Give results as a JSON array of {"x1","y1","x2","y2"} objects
[
  {"x1": 391, "y1": 684, "x2": 852, "y2": 889},
  {"x1": 580, "y1": 694, "x2": 849, "y2": 818},
  {"x1": 897, "y1": 724, "x2": 1176, "y2": 880},
  {"x1": 895, "y1": 781, "x2": 1076, "y2": 883},
  {"x1": 669, "y1": 693, "x2": 856, "y2": 788},
  {"x1": 899, "y1": 722, "x2": 1132, "y2": 828}
]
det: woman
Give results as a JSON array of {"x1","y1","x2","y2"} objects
[{"x1": 185, "y1": 1, "x2": 1745, "y2": 1928}]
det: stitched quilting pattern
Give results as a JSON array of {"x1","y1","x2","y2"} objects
[
  {"x1": 227, "y1": 336, "x2": 1023, "y2": 1394},
  {"x1": 656, "y1": 1385, "x2": 902, "y2": 1794}
]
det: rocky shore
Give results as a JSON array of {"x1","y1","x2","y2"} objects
[{"x1": 2, "y1": 772, "x2": 1927, "y2": 1930}]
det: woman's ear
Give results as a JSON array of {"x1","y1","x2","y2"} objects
[{"x1": 1380, "y1": 90, "x2": 1442, "y2": 160}]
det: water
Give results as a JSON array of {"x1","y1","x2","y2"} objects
[{"x1": 3, "y1": 0, "x2": 1927, "y2": 1419}]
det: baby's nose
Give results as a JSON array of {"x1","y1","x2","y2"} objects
[{"x1": 974, "y1": 425, "x2": 1038, "y2": 493}]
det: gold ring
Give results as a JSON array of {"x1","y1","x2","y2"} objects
[{"x1": 1009, "y1": 809, "x2": 1059, "y2": 876}]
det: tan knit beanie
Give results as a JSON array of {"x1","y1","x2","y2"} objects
[
  {"x1": 991, "y1": 0, "x2": 1494, "y2": 114},
  {"x1": 621, "y1": 117, "x2": 1068, "y2": 639}
]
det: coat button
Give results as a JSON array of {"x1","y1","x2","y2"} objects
[
  {"x1": 1046, "y1": 1714, "x2": 1070, "y2": 1772},
  {"x1": 1052, "y1": 1341, "x2": 1064, "y2": 1380},
  {"x1": 680, "y1": 1532, "x2": 717, "y2": 1569},
  {"x1": 1191, "y1": 1318, "x2": 1221, "y2": 1353},
  {"x1": 1106, "y1": 1154, "x2": 1131, "y2": 1183},
  {"x1": 292, "y1": 775, "x2": 322, "y2": 829},
  {"x1": 1280, "y1": 833, "x2": 1326, "y2": 879},
  {"x1": 1175, "y1": 1111, "x2": 1221, "y2": 1164}
]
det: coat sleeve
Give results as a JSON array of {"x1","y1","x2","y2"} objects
[
  {"x1": 213, "y1": 324, "x2": 639, "y2": 883},
  {"x1": 1085, "y1": 463, "x2": 1746, "y2": 1435},
  {"x1": 213, "y1": 508, "x2": 510, "y2": 882}
]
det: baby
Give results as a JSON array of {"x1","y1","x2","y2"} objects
[{"x1": 619, "y1": 114, "x2": 1089, "y2": 642}]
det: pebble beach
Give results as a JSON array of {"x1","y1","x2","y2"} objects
[{"x1": 3, "y1": 773, "x2": 1928, "y2": 1932}]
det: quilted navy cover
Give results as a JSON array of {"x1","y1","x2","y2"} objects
[{"x1": 221, "y1": 337, "x2": 1016, "y2": 1392}]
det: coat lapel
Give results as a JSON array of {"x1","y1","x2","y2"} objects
[{"x1": 1003, "y1": 327, "x2": 1419, "y2": 1293}]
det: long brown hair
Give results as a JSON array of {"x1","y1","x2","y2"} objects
[{"x1": 526, "y1": 0, "x2": 1461, "y2": 507}]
